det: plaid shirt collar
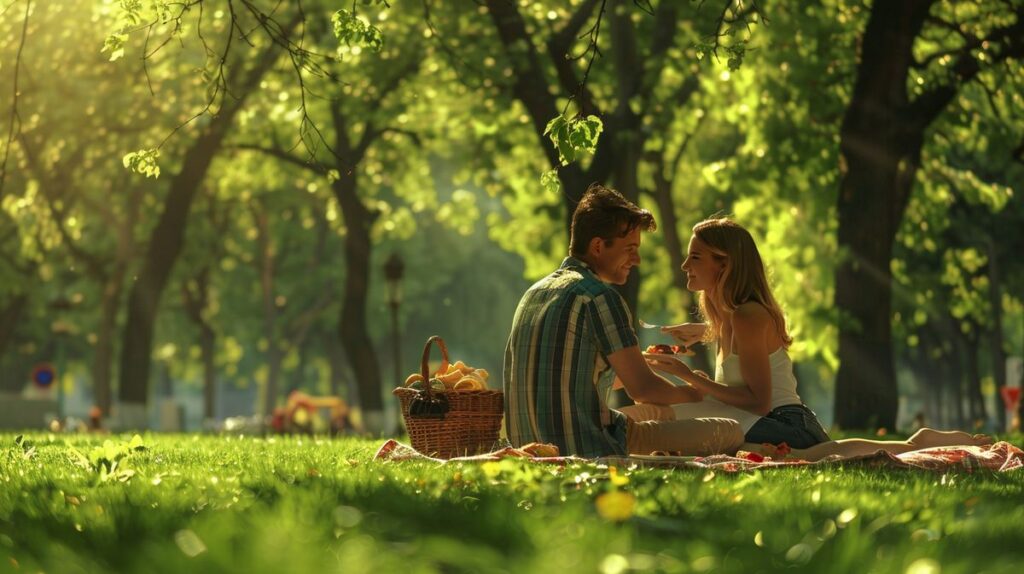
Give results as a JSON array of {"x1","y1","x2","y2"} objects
[{"x1": 560, "y1": 256, "x2": 596, "y2": 276}]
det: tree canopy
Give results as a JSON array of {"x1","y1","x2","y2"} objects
[{"x1": 1, "y1": 0, "x2": 1022, "y2": 431}]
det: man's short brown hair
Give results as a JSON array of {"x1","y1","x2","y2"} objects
[{"x1": 569, "y1": 183, "x2": 656, "y2": 258}]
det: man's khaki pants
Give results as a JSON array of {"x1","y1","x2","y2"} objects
[{"x1": 621, "y1": 403, "x2": 744, "y2": 456}]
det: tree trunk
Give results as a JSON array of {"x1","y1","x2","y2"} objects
[
  {"x1": 325, "y1": 331, "x2": 349, "y2": 399},
  {"x1": 949, "y1": 324, "x2": 968, "y2": 429},
  {"x1": 92, "y1": 273, "x2": 124, "y2": 416},
  {"x1": 830, "y1": 0, "x2": 1022, "y2": 429},
  {"x1": 0, "y1": 293, "x2": 28, "y2": 394},
  {"x1": 833, "y1": 0, "x2": 934, "y2": 430},
  {"x1": 254, "y1": 203, "x2": 283, "y2": 417},
  {"x1": 961, "y1": 325, "x2": 987, "y2": 427},
  {"x1": 199, "y1": 323, "x2": 216, "y2": 420},
  {"x1": 0, "y1": 293, "x2": 27, "y2": 361},
  {"x1": 985, "y1": 238, "x2": 1007, "y2": 430},
  {"x1": 915, "y1": 326, "x2": 947, "y2": 428},
  {"x1": 611, "y1": 141, "x2": 641, "y2": 334},
  {"x1": 116, "y1": 35, "x2": 289, "y2": 422},
  {"x1": 913, "y1": 347, "x2": 937, "y2": 427},
  {"x1": 649, "y1": 154, "x2": 713, "y2": 376},
  {"x1": 332, "y1": 174, "x2": 385, "y2": 433},
  {"x1": 289, "y1": 342, "x2": 308, "y2": 395},
  {"x1": 181, "y1": 264, "x2": 218, "y2": 421}
]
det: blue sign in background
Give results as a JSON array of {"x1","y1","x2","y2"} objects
[{"x1": 32, "y1": 364, "x2": 56, "y2": 388}]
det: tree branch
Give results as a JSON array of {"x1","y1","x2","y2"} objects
[
  {"x1": 16, "y1": 132, "x2": 109, "y2": 280},
  {"x1": 0, "y1": 0, "x2": 31, "y2": 198},
  {"x1": 354, "y1": 54, "x2": 423, "y2": 158},
  {"x1": 546, "y1": 0, "x2": 602, "y2": 115},
  {"x1": 379, "y1": 127, "x2": 423, "y2": 147},
  {"x1": 485, "y1": 0, "x2": 583, "y2": 173},
  {"x1": 909, "y1": 8, "x2": 1024, "y2": 130},
  {"x1": 698, "y1": 0, "x2": 767, "y2": 62},
  {"x1": 422, "y1": 0, "x2": 489, "y2": 89},
  {"x1": 637, "y1": 0, "x2": 681, "y2": 106},
  {"x1": 233, "y1": 143, "x2": 329, "y2": 176}
]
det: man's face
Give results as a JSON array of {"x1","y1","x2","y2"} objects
[{"x1": 591, "y1": 227, "x2": 642, "y2": 285}]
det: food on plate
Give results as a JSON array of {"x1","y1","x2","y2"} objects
[
  {"x1": 520, "y1": 442, "x2": 560, "y2": 457},
  {"x1": 644, "y1": 343, "x2": 695, "y2": 356}
]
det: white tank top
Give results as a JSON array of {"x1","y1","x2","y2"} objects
[{"x1": 670, "y1": 347, "x2": 803, "y2": 432}]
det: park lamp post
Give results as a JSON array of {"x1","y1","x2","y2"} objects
[
  {"x1": 383, "y1": 252, "x2": 405, "y2": 399},
  {"x1": 49, "y1": 295, "x2": 76, "y2": 420}
]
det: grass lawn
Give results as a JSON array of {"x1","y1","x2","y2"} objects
[{"x1": 2, "y1": 432, "x2": 1023, "y2": 573}]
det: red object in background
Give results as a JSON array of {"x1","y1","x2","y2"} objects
[
  {"x1": 1000, "y1": 386, "x2": 1021, "y2": 410},
  {"x1": 89, "y1": 406, "x2": 103, "y2": 431}
]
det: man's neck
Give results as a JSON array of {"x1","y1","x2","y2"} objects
[
  {"x1": 574, "y1": 254, "x2": 596, "y2": 270},
  {"x1": 574, "y1": 254, "x2": 611, "y2": 283}
]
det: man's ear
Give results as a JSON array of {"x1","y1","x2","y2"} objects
[{"x1": 589, "y1": 236, "x2": 605, "y2": 257}]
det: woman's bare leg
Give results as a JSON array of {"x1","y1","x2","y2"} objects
[
  {"x1": 906, "y1": 428, "x2": 991, "y2": 449},
  {"x1": 742, "y1": 428, "x2": 993, "y2": 462},
  {"x1": 787, "y1": 439, "x2": 919, "y2": 462}
]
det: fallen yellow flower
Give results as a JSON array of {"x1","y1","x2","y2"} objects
[{"x1": 595, "y1": 490, "x2": 636, "y2": 522}]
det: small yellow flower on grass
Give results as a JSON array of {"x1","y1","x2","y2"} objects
[
  {"x1": 595, "y1": 490, "x2": 636, "y2": 522},
  {"x1": 482, "y1": 461, "x2": 502, "y2": 479},
  {"x1": 608, "y1": 466, "x2": 629, "y2": 486}
]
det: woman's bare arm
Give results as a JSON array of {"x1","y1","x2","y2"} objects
[{"x1": 677, "y1": 304, "x2": 772, "y2": 415}]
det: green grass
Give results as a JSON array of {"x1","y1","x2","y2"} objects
[{"x1": 2, "y1": 432, "x2": 1023, "y2": 573}]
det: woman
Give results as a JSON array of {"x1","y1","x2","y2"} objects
[{"x1": 630, "y1": 217, "x2": 989, "y2": 462}]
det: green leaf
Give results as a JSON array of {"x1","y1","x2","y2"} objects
[
  {"x1": 543, "y1": 115, "x2": 567, "y2": 138},
  {"x1": 331, "y1": 9, "x2": 385, "y2": 53},
  {"x1": 540, "y1": 169, "x2": 561, "y2": 195},
  {"x1": 581, "y1": 115, "x2": 604, "y2": 145},
  {"x1": 122, "y1": 148, "x2": 161, "y2": 178},
  {"x1": 102, "y1": 32, "x2": 129, "y2": 62},
  {"x1": 128, "y1": 434, "x2": 146, "y2": 451},
  {"x1": 544, "y1": 113, "x2": 604, "y2": 166}
]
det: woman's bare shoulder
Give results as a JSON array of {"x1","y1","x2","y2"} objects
[{"x1": 731, "y1": 302, "x2": 770, "y2": 331}]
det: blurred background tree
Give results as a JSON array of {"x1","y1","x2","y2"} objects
[{"x1": 0, "y1": 0, "x2": 1021, "y2": 433}]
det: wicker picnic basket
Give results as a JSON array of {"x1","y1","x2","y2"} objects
[{"x1": 393, "y1": 336, "x2": 503, "y2": 458}]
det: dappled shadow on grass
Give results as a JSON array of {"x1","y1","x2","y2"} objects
[
  {"x1": 1, "y1": 434, "x2": 546, "y2": 572},
  {"x1": 2, "y1": 433, "x2": 1024, "y2": 573}
]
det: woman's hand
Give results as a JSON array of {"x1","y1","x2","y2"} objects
[
  {"x1": 644, "y1": 353, "x2": 693, "y2": 380},
  {"x1": 660, "y1": 322, "x2": 707, "y2": 347}
]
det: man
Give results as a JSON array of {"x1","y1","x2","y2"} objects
[{"x1": 503, "y1": 184, "x2": 743, "y2": 457}]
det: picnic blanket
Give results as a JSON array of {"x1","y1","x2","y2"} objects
[{"x1": 373, "y1": 439, "x2": 1024, "y2": 473}]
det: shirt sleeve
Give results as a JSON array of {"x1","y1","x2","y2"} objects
[{"x1": 588, "y1": 290, "x2": 638, "y2": 356}]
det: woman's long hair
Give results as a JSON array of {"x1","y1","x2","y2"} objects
[{"x1": 693, "y1": 218, "x2": 792, "y2": 348}]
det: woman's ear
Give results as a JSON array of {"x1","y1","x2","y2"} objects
[{"x1": 715, "y1": 259, "x2": 729, "y2": 283}]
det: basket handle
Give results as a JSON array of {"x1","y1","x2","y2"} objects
[
  {"x1": 417, "y1": 335, "x2": 450, "y2": 401},
  {"x1": 407, "y1": 336, "x2": 451, "y2": 420}
]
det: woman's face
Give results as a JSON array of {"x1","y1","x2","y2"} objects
[{"x1": 681, "y1": 235, "x2": 725, "y2": 293}]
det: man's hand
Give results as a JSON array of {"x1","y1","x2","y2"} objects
[
  {"x1": 690, "y1": 370, "x2": 710, "y2": 396},
  {"x1": 606, "y1": 346, "x2": 695, "y2": 404},
  {"x1": 644, "y1": 353, "x2": 694, "y2": 381},
  {"x1": 660, "y1": 323, "x2": 707, "y2": 347}
]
